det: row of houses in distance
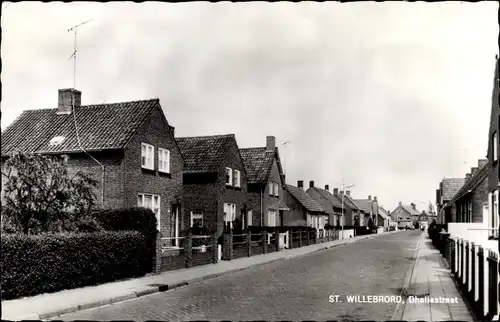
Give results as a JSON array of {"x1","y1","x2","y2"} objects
[
  {"x1": 434, "y1": 56, "x2": 499, "y2": 248},
  {"x1": 1, "y1": 87, "x2": 394, "y2": 240}
]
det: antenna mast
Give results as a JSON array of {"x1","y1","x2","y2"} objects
[{"x1": 68, "y1": 19, "x2": 92, "y2": 89}]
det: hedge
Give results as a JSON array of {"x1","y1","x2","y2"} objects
[
  {"x1": 91, "y1": 207, "x2": 157, "y2": 273},
  {"x1": 1, "y1": 231, "x2": 148, "y2": 300}
]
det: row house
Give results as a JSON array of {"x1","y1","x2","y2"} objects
[
  {"x1": 176, "y1": 134, "x2": 249, "y2": 237},
  {"x1": 436, "y1": 178, "x2": 465, "y2": 225},
  {"x1": 336, "y1": 189, "x2": 365, "y2": 226},
  {"x1": 283, "y1": 181, "x2": 327, "y2": 230},
  {"x1": 353, "y1": 195, "x2": 379, "y2": 227},
  {"x1": 378, "y1": 206, "x2": 391, "y2": 229},
  {"x1": 240, "y1": 136, "x2": 289, "y2": 227},
  {"x1": 485, "y1": 55, "x2": 500, "y2": 240},
  {"x1": 1, "y1": 89, "x2": 184, "y2": 238},
  {"x1": 306, "y1": 182, "x2": 343, "y2": 227},
  {"x1": 442, "y1": 160, "x2": 489, "y2": 225}
]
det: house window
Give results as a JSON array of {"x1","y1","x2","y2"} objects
[
  {"x1": 269, "y1": 182, "x2": 274, "y2": 196},
  {"x1": 224, "y1": 203, "x2": 236, "y2": 228},
  {"x1": 138, "y1": 193, "x2": 160, "y2": 230},
  {"x1": 141, "y1": 143, "x2": 154, "y2": 170},
  {"x1": 246, "y1": 210, "x2": 253, "y2": 228},
  {"x1": 233, "y1": 170, "x2": 241, "y2": 187},
  {"x1": 325, "y1": 215, "x2": 329, "y2": 227},
  {"x1": 158, "y1": 148, "x2": 170, "y2": 173},
  {"x1": 274, "y1": 182, "x2": 279, "y2": 197},
  {"x1": 491, "y1": 191, "x2": 499, "y2": 239},
  {"x1": 493, "y1": 132, "x2": 498, "y2": 161},
  {"x1": 226, "y1": 168, "x2": 233, "y2": 186},
  {"x1": 268, "y1": 209, "x2": 277, "y2": 226},
  {"x1": 468, "y1": 201, "x2": 472, "y2": 222},
  {"x1": 190, "y1": 211, "x2": 203, "y2": 228}
]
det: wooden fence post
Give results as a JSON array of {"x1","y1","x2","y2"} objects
[
  {"x1": 185, "y1": 229, "x2": 193, "y2": 268},
  {"x1": 222, "y1": 230, "x2": 233, "y2": 261},
  {"x1": 289, "y1": 228, "x2": 294, "y2": 249},
  {"x1": 212, "y1": 233, "x2": 218, "y2": 264},
  {"x1": 261, "y1": 230, "x2": 268, "y2": 254},
  {"x1": 275, "y1": 227, "x2": 280, "y2": 251},
  {"x1": 247, "y1": 231, "x2": 252, "y2": 257},
  {"x1": 298, "y1": 229, "x2": 303, "y2": 248}
]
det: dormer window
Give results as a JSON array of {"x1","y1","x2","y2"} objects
[{"x1": 233, "y1": 169, "x2": 241, "y2": 187}]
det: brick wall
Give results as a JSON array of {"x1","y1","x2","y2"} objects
[
  {"x1": 182, "y1": 138, "x2": 248, "y2": 238},
  {"x1": 122, "y1": 105, "x2": 184, "y2": 238},
  {"x1": 263, "y1": 158, "x2": 284, "y2": 226},
  {"x1": 247, "y1": 185, "x2": 263, "y2": 226}
]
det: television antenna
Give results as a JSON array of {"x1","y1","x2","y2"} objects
[{"x1": 68, "y1": 19, "x2": 92, "y2": 89}]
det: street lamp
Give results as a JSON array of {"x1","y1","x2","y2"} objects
[{"x1": 341, "y1": 183, "x2": 355, "y2": 239}]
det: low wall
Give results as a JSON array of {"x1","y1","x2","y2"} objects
[
  {"x1": 338, "y1": 229, "x2": 355, "y2": 239},
  {"x1": 377, "y1": 227, "x2": 384, "y2": 234}
]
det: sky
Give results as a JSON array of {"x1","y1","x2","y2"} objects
[{"x1": 1, "y1": 1, "x2": 498, "y2": 212}]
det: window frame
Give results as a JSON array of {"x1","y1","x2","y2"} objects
[
  {"x1": 158, "y1": 147, "x2": 171, "y2": 173},
  {"x1": 138, "y1": 193, "x2": 161, "y2": 231},
  {"x1": 190, "y1": 211, "x2": 204, "y2": 228},
  {"x1": 141, "y1": 142, "x2": 155, "y2": 170},
  {"x1": 226, "y1": 167, "x2": 233, "y2": 186},
  {"x1": 493, "y1": 132, "x2": 498, "y2": 161},
  {"x1": 233, "y1": 169, "x2": 241, "y2": 188},
  {"x1": 274, "y1": 182, "x2": 279, "y2": 197}
]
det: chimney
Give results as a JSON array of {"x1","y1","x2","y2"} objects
[
  {"x1": 399, "y1": 201, "x2": 402, "y2": 207},
  {"x1": 346, "y1": 190, "x2": 350, "y2": 196},
  {"x1": 471, "y1": 167, "x2": 478, "y2": 176},
  {"x1": 324, "y1": 184, "x2": 329, "y2": 191},
  {"x1": 374, "y1": 196, "x2": 378, "y2": 202},
  {"x1": 333, "y1": 188, "x2": 339, "y2": 194},
  {"x1": 309, "y1": 180, "x2": 314, "y2": 188},
  {"x1": 57, "y1": 88, "x2": 81, "y2": 114},
  {"x1": 368, "y1": 195, "x2": 372, "y2": 200},
  {"x1": 297, "y1": 180, "x2": 303, "y2": 190},
  {"x1": 465, "y1": 173, "x2": 471, "y2": 181},
  {"x1": 411, "y1": 203, "x2": 416, "y2": 210},
  {"x1": 169, "y1": 126, "x2": 175, "y2": 137},
  {"x1": 340, "y1": 190, "x2": 345, "y2": 195},
  {"x1": 478, "y1": 159, "x2": 488, "y2": 168},
  {"x1": 266, "y1": 136, "x2": 276, "y2": 151}
]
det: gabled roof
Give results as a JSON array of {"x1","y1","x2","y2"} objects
[
  {"x1": 440, "y1": 178, "x2": 466, "y2": 201},
  {"x1": 342, "y1": 194, "x2": 362, "y2": 211},
  {"x1": 402, "y1": 205, "x2": 421, "y2": 216},
  {"x1": 176, "y1": 134, "x2": 236, "y2": 173},
  {"x1": 306, "y1": 187, "x2": 343, "y2": 215},
  {"x1": 447, "y1": 162, "x2": 489, "y2": 206},
  {"x1": 378, "y1": 207, "x2": 390, "y2": 220},
  {"x1": 239, "y1": 145, "x2": 287, "y2": 185},
  {"x1": 285, "y1": 184, "x2": 325, "y2": 213},
  {"x1": 353, "y1": 199, "x2": 378, "y2": 214},
  {"x1": 2, "y1": 99, "x2": 161, "y2": 156}
]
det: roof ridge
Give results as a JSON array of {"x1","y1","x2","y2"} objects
[
  {"x1": 84, "y1": 98, "x2": 160, "y2": 107},
  {"x1": 177, "y1": 133, "x2": 235, "y2": 140}
]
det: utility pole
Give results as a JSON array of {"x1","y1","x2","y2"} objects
[{"x1": 339, "y1": 177, "x2": 355, "y2": 240}]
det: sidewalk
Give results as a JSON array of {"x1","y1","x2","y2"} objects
[
  {"x1": 2, "y1": 231, "x2": 398, "y2": 320},
  {"x1": 395, "y1": 232, "x2": 475, "y2": 321}
]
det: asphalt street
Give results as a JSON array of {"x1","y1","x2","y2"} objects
[{"x1": 55, "y1": 230, "x2": 422, "y2": 321}]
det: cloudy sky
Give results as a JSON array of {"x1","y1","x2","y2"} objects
[{"x1": 2, "y1": 2, "x2": 498, "y2": 212}]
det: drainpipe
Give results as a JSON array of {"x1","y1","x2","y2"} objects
[{"x1": 260, "y1": 187, "x2": 263, "y2": 226}]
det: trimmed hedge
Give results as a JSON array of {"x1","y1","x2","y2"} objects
[
  {"x1": 2, "y1": 231, "x2": 149, "y2": 300},
  {"x1": 91, "y1": 207, "x2": 157, "y2": 273}
]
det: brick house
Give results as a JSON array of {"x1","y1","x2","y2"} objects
[
  {"x1": 335, "y1": 189, "x2": 364, "y2": 226},
  {"x1": 485, "y1": 55, "x2": 500, "y2": 240},
  {"x1": 176, "y1": 134, "x2": 248, "y2": 238},
  {"x1": 283, "y1": 181, "x2": 327, "y2": 229},
  {"x1": 306, "y1": 182, "x2": 342, "y2": 227},
  {"x1": 378, "y1": 206, "x2": 391, "y2": 229},
  {"x1": 390, "y1": 202, "x2": 420, "y2": 229},
  {"x1": 442, "y1": 160, "x2": 489, "y2": 225},
  {"x1": 353, "y1": 196, "x2": 379, "y2": 227},
  {"x1": 436, "y1": 178, "x2": 465, "y2": 225},
  {"x1": 1, "y1": 88, "x2": 184, "y2": 238},
  {"x1": 418, "y1": 212, "x2": 429, "y2": 229},
  {"x1": 239, "y1": 136, "x2": 289, "y2": 227}
]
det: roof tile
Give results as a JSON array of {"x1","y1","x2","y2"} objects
[
  {"x1": 176, "y1": 134, "x2": 235, "y2": 173},
  {"x1": 285, "y1": 184, "x2": 325, "y2": 213},
  {"x1": 239, "y1": 147, "x2": 275, "y2": 184}
]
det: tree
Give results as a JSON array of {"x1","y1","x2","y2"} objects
[
  {"x1": 2, "y1": 152, "x2": 98, "y2": 234},
  {"x1": 428, "y1": 202, "x2": 435, "y2": 216}
]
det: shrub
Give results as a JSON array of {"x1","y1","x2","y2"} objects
[
  {"x1": 91, "y1": 207, "x2": 157, "y2": 273},
  {"x1": 1, "y1": 231, "x2": 148, "y2": 300}
]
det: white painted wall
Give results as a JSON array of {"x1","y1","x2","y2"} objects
[
  {"x1": 447, "y1": 222, "x2": 491, "y2": 245},
  {"x1": 338, "y1": 229, "x2": 355, "y2": 239}
]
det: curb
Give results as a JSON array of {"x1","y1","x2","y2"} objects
[
  {"x1": 31, "y1": 231, "x2": 395, "y2": 320},
  {"x1": 390, "y1": 237, "x2": 421, "y2": 321}
]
